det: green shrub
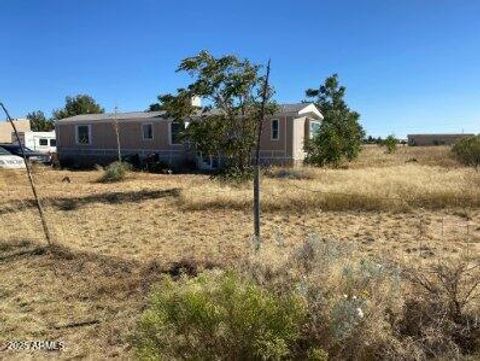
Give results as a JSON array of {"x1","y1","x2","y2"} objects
[
  {"x1": 382, "y1": 135, "x2": 398, "y2": 154},
  {"x1": 98, "y1": 161, "x2": 130, "y2": 183},
  {"x1": 135, "y1": 271, "x2": 306, "y2": 360},
  {"x1": 452, "y1": 135, "x2": 480, "y2": 167}
]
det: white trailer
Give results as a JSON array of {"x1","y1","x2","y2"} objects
[{"x1": 12, "y1": 131, "x2": 57, "y2": 153}]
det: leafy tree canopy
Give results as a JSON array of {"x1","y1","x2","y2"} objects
[
  {"x1": 52, "y1": 94, "x2": 104, "y2": 120},
  {"x1": 27, "y1": 110, "x2": 54, "y2": 132},
  {"x1": 152, "y1": 50, "x2": 276, "y2": 175},
  {"x1": 304, "y1": 74, "x2": 364, "y2": 166}
]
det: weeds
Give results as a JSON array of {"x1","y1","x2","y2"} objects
[
  {"x1": 135, "y1": 271, "x2": 306, "y2": 360},
  {"x1": 136, "y1": 238, "x2": 480, "y2": 360},
  {"x1": 402, "y1": 260, "x2": 480, "y2": 356},
  {"x1": 265, "y1": 167, "x2": 317, "y2": 180},
  {"x1": 98, "y1": 161, "x2": 130, "y2": 183}
]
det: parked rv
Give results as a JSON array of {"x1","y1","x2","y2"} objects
[{"x1": 12, "y1": 131, "x2": 56, "y2": 153}]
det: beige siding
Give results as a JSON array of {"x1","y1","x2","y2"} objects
[
  {"x1": 292, "y1": 117, "x2": 307, "y2": 161},
  {"x1": 0, "y1": 119, "x2": 31, "y2": 143},
  {"x1": 259, "y1": 116, "x2": 289, "y2": 152},
  {"x1": 57, "y1": 120, "x2": 182, "y2": 151},
  {"x1": 57, "y1": 114, "x2": 320, "y2": 168}
]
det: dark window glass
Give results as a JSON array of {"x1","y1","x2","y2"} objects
[
  {"x1": 170, "y1": 122, "x2": 183, "y2": 144},
  {"x1": 50, "y1": 139, "x2": 56, "y2": 146},
  {"x1": 142, "y1": 124, "x2": 153, "y2": 139},
  {"x1": 77, "y1": 125, "x2": 90, "y2": 144},
  {"x1": 271, "y1": 119, "x2": 279, "y2": 140},
  {"x1": 39, "y1": 139, "x2": 48, "y2": 146}
]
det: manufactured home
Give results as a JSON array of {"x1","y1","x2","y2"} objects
[{"x1": 55, "y1": 103, "x2": 323, "y2": 169}]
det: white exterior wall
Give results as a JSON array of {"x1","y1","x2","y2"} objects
[{"x1": 21, "y1": 131, "x2": 57, "y2": 153}]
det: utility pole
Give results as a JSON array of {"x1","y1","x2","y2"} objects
[
  {"x1": 113, "y1": 106, "x2": 122, "y2": 162},
  {"x1": 0, "y1": 102, "x2": 53, "y2": 246},
  {"x1": 253, "y1": 59, "x2": 271, "y2": 251}
]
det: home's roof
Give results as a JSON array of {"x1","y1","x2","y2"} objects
[
  {"x1": 56, "y1": 103, "x2": 323, "y2": 123},
  {"x1": 278, "y1": 102, "x2": 323, "y2": 119},
  {"x1": 277, "y1": 103, "x2": 309, "y2": 113},
  {"x1": 56, "y1": 111, "x2": 166, "y2": 123}
]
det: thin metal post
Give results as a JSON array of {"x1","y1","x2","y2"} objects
[{"x1": 0, "y1": 102, "x2": 53, "y2": 246}]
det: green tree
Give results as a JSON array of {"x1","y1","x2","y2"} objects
[
  {"x1": 52, "y1": 94, "x2": 104, "y2": 120},
  {"x1": 26, "y1": 110, "x2": 54, "y2": 131},
  {"x1": 152, "y1": 50, "x2": 276, "y2": 176},
  {"x1": 304, "y1": 74, "x2": 364, "y2": 166},
  {"x1": 383, "y1": 134, "x2": 398, "y2": 154},
  {"x1": 148, "y1": 102, "x2": 161, "y2": 111}
]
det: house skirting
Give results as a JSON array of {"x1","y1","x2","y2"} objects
[
  {"x1": 58, "y1": 148, "x2": 304, "y2": 169},
  {"x1": 58, "y1": 148, "x2": 189, "y2": 168}
]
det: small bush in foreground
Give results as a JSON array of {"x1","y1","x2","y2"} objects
[
  {"x1": 452, "y1": 135, "x2": 480, "y2": 168},
  {"x1": 135, "y1": 271, "x2": 306, "y2": 360},
  {"x1": 98, "y1": 161, "x2": 130, "y2": 183}
]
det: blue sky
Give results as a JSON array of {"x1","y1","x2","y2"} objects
[{"x1": 1, "y1": 0, "x2": 479, "y2": 137}]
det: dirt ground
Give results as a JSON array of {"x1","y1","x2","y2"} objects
[{"x1": 0, "y1": 145, "x2": 478, "y2": 360}]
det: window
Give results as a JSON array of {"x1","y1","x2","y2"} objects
[
  {"x1": 50, "y1": 139, "x2": 56, "y2": 147},
  {"x1": 309, "y1": 121, "x2": 321, "y2": 139},
  {"x1": 76, "y1": 125, "x2": 91, "y2": 145},
  {"x1": 39, "y1": 138, "x2": 48, "y2": 146},
  {"x1": 170, "y1": 122, "x2": 183, "y2": 145},
  {"x1": 142, "y1": 123, "x2": 153, "y2": 140},
  {"x1": 271, "y1": 119, "x2": 279, "y2": 140}
]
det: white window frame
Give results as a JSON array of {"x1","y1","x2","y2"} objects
[
  {"x1": 169, "y1": 121, "x2": 182, "y2": 145},
  {"x1": 271, "y1": 119, "x2": 280, "y2": 141},
  {"x1": 75, "y1": 124, "x2": 92, "y2": 145},
  {"x1": 142, "y1": 123, "x2": 154, "y2": 141}
]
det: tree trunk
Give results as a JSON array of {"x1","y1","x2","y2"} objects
[{"x1": 253, "y1": 59, "x2": 271, "y2": 251}]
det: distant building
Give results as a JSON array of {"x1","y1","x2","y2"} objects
[
  {"x1": 407, "y1": 133, "x2": 475, "y2": 146},
  {"x1": 0, "y1": 119, "x2": 31, "y2": 143}
]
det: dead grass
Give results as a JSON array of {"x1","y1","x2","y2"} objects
[
  {"x1": 0, "y1": 145, "x2": 478, "y2": 359},
  {"x1": 182, "y1": 165, "x2": 480, "y2": 212},
  {"x1": 350, "y1": 144, "x2": 459, "y2": 168}
]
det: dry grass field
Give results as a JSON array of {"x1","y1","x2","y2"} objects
[{"x1": 1, "y1": 145, "x2": 479, "y2": 360}]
